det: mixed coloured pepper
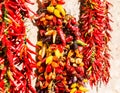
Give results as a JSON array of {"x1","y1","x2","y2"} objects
[
  {"x1": 0, "y1": 0, "x2": 112, "y2": 93},
  {"x1": 35, "y1": 0, "x2": 90, "y2": 93}
]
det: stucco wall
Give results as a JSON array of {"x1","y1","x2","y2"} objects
[{"x1": 27, "y1": 0, "x2": 120, "y2": 93}]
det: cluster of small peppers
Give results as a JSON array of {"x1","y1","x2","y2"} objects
[
  {"x1": 0, "y1": 0, "x2": 37, "y2": 92},
  {"x1": 35, "y1": 0, "x2": 89, "y2": 93},
  {"x1": 79, "y1": 0, "x2": 112, "y2": 87}
]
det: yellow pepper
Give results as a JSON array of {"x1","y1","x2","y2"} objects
[
  {"x1": 47, "y1": 6, "x2": 55, "y2": 13},
  {"x1": 37, "y1": 41, "x2": 43, "y2": 46},
  {"x1": 70, "y1": 88, "x2": 77, "y2": 93},
  {"x1": 7, "y1": 69, "x2": 14, "y2": 81},
  {"x1": 67, "y1": 50, "x2": 74, "y2": 58},
  {"x1": 79, "y1": 86, "x2": 88, "y2": 92},
  {"x1": 83, "y1": 79, "x2": 88, "y2": 83},
  {"x1": 55, "y1": 49, "x2": 62, "y2": 58},
  {"x1": 75, "y1": 49, "x2": 83, "y2": 58},
  {"x1": 79, "y1": 62, "x2": 84, "y2": 67},
  {"x1": 71, "y1": 83, "x2": 78, "y2": 88},
  {"x1": 46, "y1": 55, "x2": 53, "y2": 64},
  {"x1": 45, "y1": 30, "x2": 54, "y2": 36},
  {"x1": 54, "y1": 9, "x2": 62, "y2": 18},
  {"x1": 56, "y1": 4, "x2": 66, "y2": 16}
]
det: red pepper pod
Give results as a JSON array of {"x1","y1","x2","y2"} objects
[
  {"x1": 53, "y1": 16, "x2": 57, "y2": 25},
  {"x1": 26, "y1": 38, "x2": 38, "y2": 48},
  {"x1": 0, "y1": 80, "x2": 5, "y2": 91},
  {"x1": 0, "y1": 67, "x2": 7, "y2": 80},
  {"x1": 55, "y1": 85, "x2": 59, "y2": 93},
  {"x1": 55, "y1": 67, "x2": 63, "y2": 74},
  {"x1": 0, "y1": 58, "x2": 4, "y2": 64},
  {"x1": 57, "y1": 18, "x2": 63, "y2": 25},
  {"x1": 46, "y1": 65, "x2": 52, "y2": 73},
  {"x1": 56, "y1": 75, "x2": 64, "y2": 81},
  {"x1": 76, "y1": 66, "x2": 84, "y2": 76},
  {"x1": 7, "y1": 49, "x2": 14, "y2": 66},
  {"x1": 66, "y1": 36, "x2": 73, "y2": 43},
  {"x1": 28, "y1": 83, "x2": 36, "y2": 93},
  {"x1": 0, "y1": 4, "x2": 2, "y2": 18},
  {"x1": 27, "y1": 47, "x2": 38, "y2": 55},
  {"x1": 57, "y1": 44, "x2": 64, "y2": 53},
  {"x1": 56, "y1": 26, "x2": 66, "y2": 46},
  {"x1": 57, "y1": 0, "x2": 65, "y2": 4},
  {"x1": 71, "y1": 17, "x2": 77, "y2": 25}
]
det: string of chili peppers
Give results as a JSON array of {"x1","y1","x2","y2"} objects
[
  {"x1": 0, "y1": 0, "x2": 37, "y2": 92},
  {"x1": 35, "y1": 0, "x2": 89, "y2": 93},
  {"x1": 79, "y1": 0, "x2": 112, "y2": 87}
]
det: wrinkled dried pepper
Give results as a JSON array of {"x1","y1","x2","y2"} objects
[
  {"x1": 0, "y1": 0, "x2": 37, "y2": 92},
  {"x1": 79, "y1": 0, "x2": 112, "y2": 88}
]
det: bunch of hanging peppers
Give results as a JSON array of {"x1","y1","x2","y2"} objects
[
  {"x1": 35, "y1": 0, "x2": 112, "y2": 93},
  {"x1": 79, "y1": 0, "x2": 112, "y2": 87},
  {"x1": 0, "y1": 0, "x2": 112, "y2": 93},
  {"x1": 35, "y1": 0, "x2": 90, "y2": 93},
  {"x1": 0, "y1": 0, "x2": 37, "y2": 92}
]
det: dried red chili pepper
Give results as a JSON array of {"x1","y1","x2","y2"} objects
[
  {"x1": 0, "y1": 0, "x2": 37, "y2": 92},
  {"x1": 79, "y1": 0, "x2": 112, "y2": 89},
  {"x1": 56, "y1": 26, "x2": 66, "y2": 46}
]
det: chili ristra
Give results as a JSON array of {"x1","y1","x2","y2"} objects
[
  {"x1": 79, "y1": 0, "x2": 112, "y2": 88},
  {"x1": 35, "y1": 0, "x2": 89, "y2": 93},
  {"x1": 0, "y1": 0, "x2": 37, "y2": 92}
]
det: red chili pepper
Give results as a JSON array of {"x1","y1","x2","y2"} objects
[
  {"x1": 27, "y1": 47, "x2": 38, "y2": 55},
  {"x1": 55, "y1": 86, "x2": 59, "y2": 93},
  {"x1": 71, "y1": 17, "x2": 77, "y2": 25},
  {"x1": 55, "y1": 67, "x2": 63, "y2": 74},
  {"x1": 57, "y1": 18, "x2": 62, "y2": 25},
  {"x1": 57, "y1": 44, "x2": 64, "y2": 52},
  {"x1": 65, "y1": 36, "x2": 73, "y2": 43},
  {"x1": 28, "y1": 83, "x2": 36, "y2": 93},
  {"x1": 57, "y1": 0, "x2": 65, "y2": 4},
  {"x1": 7, "y1": 49, "x2": 14, "y2": 66},
  {"x1": 0, "y1": 80, "x2": 5, "y2": 91},
  {"x1": 56, "y1": 26, "x2": 66, "y2": 46},
  {"x1": 0, "y1": 67, "x2": 7, "y2": 80},
  {"x1": 46, "y1": 65, "x2": 52, "y2": 73},
  {"x1": 76, "y1": 66, "x2": 84, "y2": 76},
  {"x1": 56, "y1": 75, "x2": 64, "y2": 81},
  {"x1": 53, "y1": 16, "x2": 57, "y2": 25}
]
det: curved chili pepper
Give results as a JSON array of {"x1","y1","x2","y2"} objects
[{"x1": 56, "y1": 26, "x2": 66, "y2": 46}]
